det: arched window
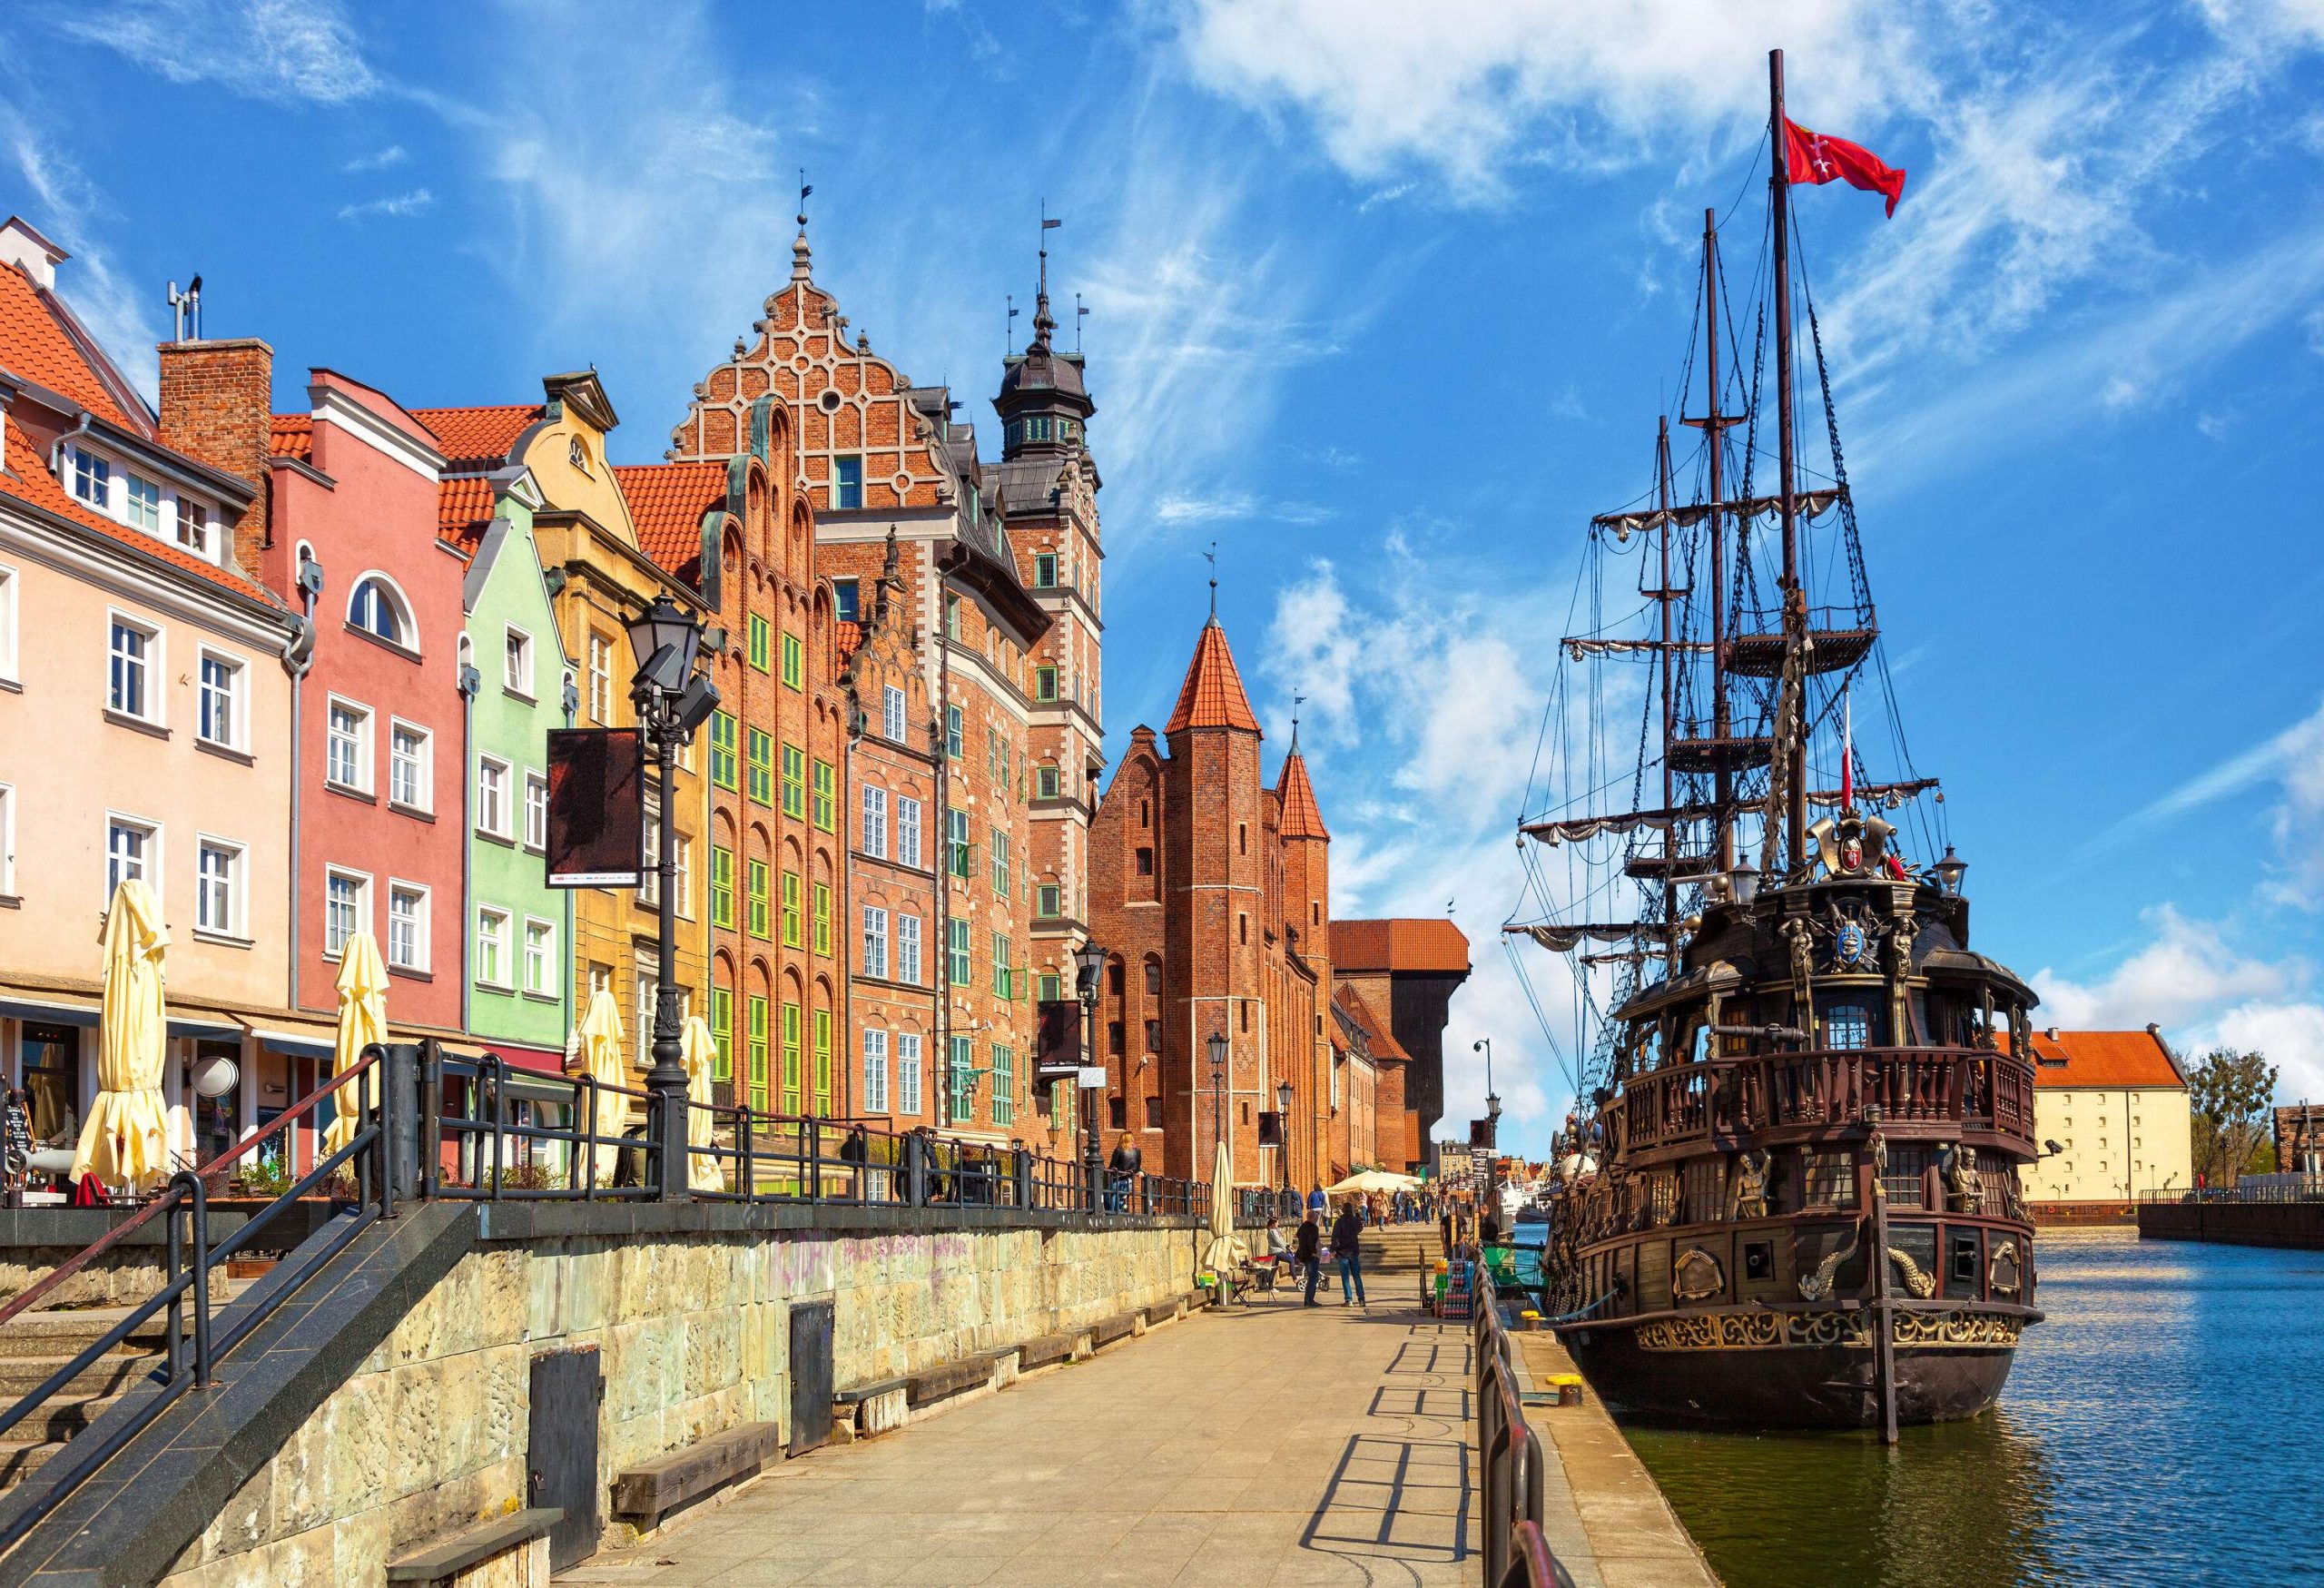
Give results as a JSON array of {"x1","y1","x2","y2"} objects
[{"x1": 347, "y1": 576, "x2": 413, "y2": 647}]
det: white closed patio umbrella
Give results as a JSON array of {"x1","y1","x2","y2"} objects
[
  {"x1": 570, "y1": 991, "x2": 629, "y2": 1184},
  {"x1": 679, "y1": 1014, "x2": 724, "y2": 1193},
  {"x1": 1202, "y1": 1134, "x2": 1247, "y2": 1287},
  {"x1": 72, "y1": 880, "x2": 172, "y2": 1194},
  {"x1": 320, "y1": 932, "x2": 389, "y2": 1163}
]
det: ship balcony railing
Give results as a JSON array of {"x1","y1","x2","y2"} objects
[{"x1": 1617, "y1": 1047, "x2": 2036, "y2": 1154}]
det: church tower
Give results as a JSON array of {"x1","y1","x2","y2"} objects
[{"x1": 1275, "y1": 732, "x2": 1333, "y2": 1194}]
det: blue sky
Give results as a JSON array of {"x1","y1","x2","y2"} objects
[{"x1": 8, "y1": 1, "x2": 2324, "y2": 1155}]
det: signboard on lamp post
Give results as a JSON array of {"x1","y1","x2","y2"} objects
[{"x1": 545, "y1": 728, "x2": 645, "y2": 888}]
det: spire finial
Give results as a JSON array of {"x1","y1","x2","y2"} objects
[
  {"x1": 1291, "y1": 692, "x2": 1305, "y2": 751},
  {"x1": 1205, "y1": 540, "x2": 1217, "y2": 620},
  {"x1": 792, "y1": 171, "x2": 814, "y2": 281},
  {"x1": 1033, "y1": 203, "x2": 1061, "y2": 349}
]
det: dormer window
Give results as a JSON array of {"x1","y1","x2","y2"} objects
[
  {"x1": 348, "y1": 576, "x2": 413, "y2": 649},
  {"x1": 176, "y1": 500, "x2": 211, "y2": 557},
  {"x1": 124, "y1": 474, "x2": 162, "y2": 533},
  {"x1": 61, "y1": 442, "x2": 229, "y2": 566},
  {"x1": 69, "y1": 447, "x2": 109, "y2": 508}
]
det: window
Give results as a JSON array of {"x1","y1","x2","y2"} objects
[
  {"x1": 1038, "y1": 883, "x2": 1061, "y2": 918},
  {"x1": 1034, "y1": 552, "x2": 1057, "y2": 587},
  {"x1": 390, "y1": 724, "x2": 429, "y2": 811},
  {"x1": 1824, "y1": 1001, "x2": 1874, "y2": 1050},
  {"x1": 746, "y1": 996, "x2": 769, "y2": 1109},
  {"x1": 861, "y1": 785, "x2": 888, "y2": 858},
  {"x1": 991, "y1": 1044, "x2": 1014, "y2": 1127},
  {"x1": 948, "y1": 918, "x2": 971, "y2": 987},
  {"x1": 991, "y1": 829, "x2": 1010, "y2": 896},
  {"x1": 710, "y1": 712, "x2": 738, "y2": 790},
  {"x1": 711, "y1": 986, "x2": 734, "y2": 1080},
  {"x1": 1145, "y1": 1020, "x2": 1161, "y2": 1053},
  {"x1": 523, "y1": 919, "x2": 556, "y2": 995},
  {"x1": 1237, "y1": 912, "x2": 1248, "y2": 946},
  {"x1": 945, "y1": 595, "x2": 960, "y2": 640},
  {"x1": 948, "y1": 808, "x2": 971, "y2": 878},
  {"x1": 833, "y1": 579, "x2": 860, "y2": 625},
  {"x1": 1037, "y1": 764, "x2": 1059, "y2": 800},
  {"x1": 388, "y1": 884, "x2": 428, "y2": 972},
  {"x1": 348, "y1": 577, "x2": 409, "y2": 647},
  {"x1": 1238, "y1": 823, "x2": 1248, "y2": 856},
  {"x1": 69, "y1": 446, "x2": 110, "y2": 508},
  {"x1": 711, "y1": 845, "x2": 734, "y2": 930},
  {"x1": 524, "y1": 773, "x2": 548, "y2": 851},
  {"x1": 781, "y1": 870, "x2": 802, "y2": 948},
  {"x1": 863, "y1": 1029, "x2": 889, "y2": 1112},
  {"x1": 503, "y1": 627, "x2": 534, "y2": 695},
  {"x1": 882, "y1": 685, "x2": 906, "y2": 743},
  {"x1": 326, "y1": 700, "x2": 370, "y2": 791},
  {"x1": 1036, "y1": 666, "x2": 1058, "y2": 701},
  {"x1": 813, "y1": 1010, "x2": 832, "y2": 1111},
  {"x1": 675, "y1": 835, "x2": 694, "y2": 920},
  {"x1": 176, "y1": 499, "x2": 211, "y2": 558},
  {"x1": 781, "y1": 744, "x2": 806, "y2": 819},
  {"x1": 1135, "y1": 847, "x2": 1154, "y2": 878},
  {"x1": 473, "y1": 906, "x2": 509, "y2": 986},
  {"x1": 897, "y1": 913, "x2": 922, "y2": 985},
  {"x1": 0, "y1": 784, "x2": 14, "y2": 896},
  {"x1": 640, "y1": 804, "x2": 663, "y2": 906},
  {"x1": 945, "y1": 705, "x2": 963, "y2": 758},
  {"x1": 586, "y1": 636, "x2": 612, "y2": 723},
  {"x1": 896, "y1": 796, "x2": 922, "y2": 868},
  {"x1": 992, "y1": 933, "x2": 1012, "y2": 999},
  {"x1": 812, "y1": 760, "x2": 835, "y2": 832},
  {"x1": 0, "y1": 565, "x2": 15, "y2": 685},
  {"x1": 862, "y1": 906, "x2": 889, "y2": 979},
  {"x1": 635, "y1": 966, "x2": 659, "y2": 1034},
  {"x1": 832, "y1": 455, "x2": 863, "y2": 510},
  {"x1": 897, "y1": 1032, "x2": 922, "y2": 1116},
  {"x1": 476, "y1": 756, "x2": 511, "y2": 837},
  {"x1": 748, "y1": 615, "x2": 773, "y2": 673},
  {"x1": 121, "y1": 473, "x2": 161, "y2": 532},
  {"x1": 1040, "y1": 972, "x2": 1061, "y2": 1003},
  {"x1": 782, "y1": 632, "x2": 803, "y2": 690},
  {"x1": 948, "y1": 1036, "x2": 974, "y2": 1119},
  {"x1": 325, "y1": 868, "x2": 368, "y2": 957},
  {"x1": 746, "y1": 859, "x2": 771, "y2": 939},
  {"x1": 195, "y1": 839, "x2": 241, "y2": 936},
  {"x1": 1108, "y1": 1021, "x2": 1124, "y2": 1055},
  {"x1": 1144, "y1": 1096, "x2": 1162, "y2": 1130},
  {"x1": 782, "y1": 1001, "x2": 803, "y2": 1112},
  {"x1": 196, "y1": 651, "x2": 242, "y2": 747},
  {"x1": 746, "y1": 728, "x2": 773, "y2": 806},
  {"x1": 108, "y1": 617, "x2": 157, "y2": 722},
  {"x1": 1145, "y1": 961, "x2": 1162, "y2": 996},
  {"x1": 811, "y1": 882, "x2": 831, "y2": 956}
]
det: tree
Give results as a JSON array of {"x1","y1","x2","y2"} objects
[{"x1": 2189, "y1": 1049, "x2": 2277, "y2": 1189}]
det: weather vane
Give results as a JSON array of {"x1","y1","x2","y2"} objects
[
  {"x1": 797, "y1": 170, "x2": 812, "y2": 229},
  {"x1": 1205, "y1": 541, "x2": 1218, "y2": 618}
]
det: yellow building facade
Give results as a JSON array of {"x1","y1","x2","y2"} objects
[{"x1": 2018, "y1": 1027, "x2": 2195, "y2": 1210}]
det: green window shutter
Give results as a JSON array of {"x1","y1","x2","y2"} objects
[
  {"x1": 746, "y1": 860, "x2": 771, "y2": 940},
  {"x1": 782, "y1": 744, "x2": 806, "y2": 819},
  {"x1": 812, "y1": 760, "x2": 835, "y2": 832},
  {"x1": 711, "y1": 844, "x2": 734, "y2": 930},
  {"x1": 811, "y1": 883, "x2": 831, "y2": 956},
  {"x1": 748, "y1": 616, "x2": 771, "y2": 672},
  {"x1": 812, "y1": 1009, "x2": 832, "y2": 1111},
  {"x1": 782, "y1": 632, "x2": 803, "y2": 690},
  {"x1": 746, "y1": 729, "x2": 773, "y2": 806},
  {"x1": 710, "y1": 712, "x2": 738, "y2": 791},
  {"x1": 746, "y1": 995, "x2": 769, "y2": 1110},
  {"x1": 782, "y1": 870, "x2": 802, "y2": 948},
  {"x1": 711, "y1": 986, "x2": 734, "y2": 1081},
  {"x1": 781, "y1": 1001, "x2": 801, "y2": 1113}
]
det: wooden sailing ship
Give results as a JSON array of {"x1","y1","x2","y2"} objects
[{"x1": 1512, "y1": 51, "x2": 2042, "y2": 1438}]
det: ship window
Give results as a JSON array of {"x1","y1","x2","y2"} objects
[
  {"x1": 1801, "y1": 1149, "x2": 1857, "y2": 1209},
  {"x1": 1743, "y1": 1241, "x2": 1774, "y2": 1281},
  {"x1": 1949, "y1": 1230, "x2": 1981, "y2": 1291},
  {"x1": 1883, "y1": 1146, "x2": 1929, "y2": 1208},
  {"x1": 1645, "y1": 1172, "x2": 1678, "y2": 1227},
  {"x1": 1681, "y1": 1159, "x2": 1726, "y2": 1223},
  {"x1": 1823, "y1": 1001, "x2": 1874, "y2": 1050}
]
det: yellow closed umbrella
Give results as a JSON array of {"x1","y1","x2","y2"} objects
[
  {"x1": 679, "y1": 1014, "x2": 724, "y2": 1192},
  {"x1": 571, "y1": 991, "x2": 629, "y2": 1184},
  {"x1": 73, "y1": 879, "x2": 172, "y2": 1192},
  {"x1": 1202, "y1": 1132, "x2": 1247, "y2": 1282},
  {"x1": 320, "y1": 932, "x2": 389, "y2": 1162}
]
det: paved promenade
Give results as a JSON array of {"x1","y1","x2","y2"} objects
[{"x1": 562, "y1": 1229, "x2": 1707, "y2": 1587}]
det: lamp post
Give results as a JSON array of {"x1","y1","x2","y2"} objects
[
  {"x1": 1275, "y1": 1079, "x2": 1295, "y2": 1217},
  {"x1": 1074, "y1": 939, "x2": 1108, "y2": 1214},
  {"x1": 625, "y1": 594, "x2": 718, "y2": 1199},
  {"x1": 1473, "y1": 1037, "x2": 1502, "y2": 1151},
  {"x1": 1206, "y1": 1031, "x2": 1228, "y2": 1172}
]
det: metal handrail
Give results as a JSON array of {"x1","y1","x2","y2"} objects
[{"x1": 1472, "y1": 1261, "x2": 1576, "y2": 1588}]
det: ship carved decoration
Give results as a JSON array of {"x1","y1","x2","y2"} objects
[{"x1": 1507, "y1": 49, "x2": 2043, "y2": 1438}]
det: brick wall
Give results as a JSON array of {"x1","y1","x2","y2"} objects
[{"x1": 157, "y1": 337, "x2": 272, "y2": 577}]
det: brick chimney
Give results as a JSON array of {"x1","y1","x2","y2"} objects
[{"x1": 158, "y1": 337, "x2": 273, "y2": 577}]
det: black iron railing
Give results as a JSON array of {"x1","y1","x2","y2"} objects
[{"x1": 1472, "y1": 1263, "x2": 1577, "y2": 1588}]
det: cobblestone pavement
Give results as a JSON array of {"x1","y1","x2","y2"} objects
[{"x1": 564, "y1": 1234, "x2": 1491, "y2": 1586}]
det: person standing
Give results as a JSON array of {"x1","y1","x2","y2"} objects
[
  {"x1": 1295, "y1": 1210, "x2": 1324, "y2": 1306},
  {"x1": 1306, "y1": 1181, "x2": 1327, "y2": 1221},
  {"x1": 1106, "y1": 1132, "x2": 1142, "y2": 1213},
  {"x1": 1439, "y1": 1199, "x2": 1456, "y2": 1258},
  {"x1": 1331, "y1": 1201, "x2": 1367, "y2": 1305}
]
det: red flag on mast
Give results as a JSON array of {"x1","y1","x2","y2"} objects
[{"x1": 1784, "y1": 119, "x2": 1906, "y2": 216}]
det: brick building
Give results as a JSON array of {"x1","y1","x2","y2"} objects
[
  {"x1": 1332, "y1": 919, "x2": 1473, "y2": 1173},
  {"x1": 665, "y1": 222, "x2": 1051, "y2": 1144}
]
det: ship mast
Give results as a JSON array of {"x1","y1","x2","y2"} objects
[
  {"x1": 1770, "y1": 47, "x2": 1808, "y2": 877},
  {"x1": 1655, "y1": 415, "x2": 1678, "y2": 959},
  {"x1": 1686, "y1": 209, "x2": 1738, "y2": 873}
]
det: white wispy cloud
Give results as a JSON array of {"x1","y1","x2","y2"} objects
[
  {"x1": 58, "y1": 0, "x2": 380, "y2": 104},
  {"x1": 337, "y1": 187, "x2": 432, "y2": 222},
  {"x1": 2081, "y1": 695, "x2": 2324, "y2": 861},
  {"x1": 0, "y1": 97, "x2": 161, "y2": 402},
  {"x1": 344, "y1": 143, "x2": 405, "y2": 172}
]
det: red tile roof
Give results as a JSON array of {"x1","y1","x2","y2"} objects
[
  {"x1": 0, "y1": 430, "x2": 280, "y2": 605},
  {"x1": 1276, "y1": 750, "x2": 1328, "y2": 840},
  {"x1": 1165, "y1": 618, "x2": 1260, "y2": 735},
  {"x1": 437, "y1": 476, "x2": 498, "y2": 550},
  {"x1": 268, "y1": 413, "x2": 311, "y2": 460},
  {"x1": 1333, "y1": 919, "x2": 1472, "y2": 974},
  {"x1": 1335, "y1": 984, "x2": 1411, "y2": 1061},
  {"x1": 2006, "y1": 1029, "x2": 2185, "y2": 1090},
  {"x1": 835, "y1": 619, "x2": 862, "y2": 661},
  {"x1": 408, "y1": 404, "x2": 541, "y2": 470},
  {"x1": 0, "y1": 261, "x2": 138, "y2": 432},
  {"x1": 614, "y1": 462, "x2": 726, "y2": 584}
]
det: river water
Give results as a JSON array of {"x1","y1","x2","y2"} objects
[{"x1": 1526, "y1": 1227, "x2": 2324, "y2": 1585}]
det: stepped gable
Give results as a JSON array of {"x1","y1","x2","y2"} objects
[
  {"x1": 1164, "y1": 618, "x2": 1261, "y2": 735},
  {"x1": 1276, "y1": 745, "x2": 1328, "y2": 841}
]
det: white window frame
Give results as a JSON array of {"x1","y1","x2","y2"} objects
[
  {"x1": 105, "y1": 812, "x2": 161, "y2": 906},
  {"x1": 387, "y1": 881, "x2": 429, "y2": 972},
  {"x1": 475, "y1": 905, "x2": 512, "y2": 990},
  {"x1": 522, "y1": 917, "x2": 556, "y2": 997},
  {"x1": 863, "y1": 1029, "x2": 889, "y2": 1113},
  {"x1": 503, "y1": 626, "x2": 535, "y2": 697},
  {"x1": 106, "y1": 609, "x2": 162, "y2": 726},
  {"x1": 0, "y1": 562, "x2": 20, "y2": 686},
  {"x1": 475, "y1": 755, "x2": 512, "y2": 838},
  {"x1": 173, "y1": 497, "x2": 212, "y2": 560},
  {"x1": 194, "y1": 834, "x2": 247, "y2": 940},
  {"x1": 861, "y1": 784, "x2": 888, "y2": 860},
  {"x1": 896, "y1": 795, "x2": 922, "y2": 871},
  {"x1": 346, "y1": 572, "x2": 417, "y2": 652},
  {"x1": 0, "y1": 783, "x2": 15, "y2": 898},
  {"x1": 323, "y1": 865, "x2": 371, "y2": 960},
  {"x1": 882, "y1": 685, "x2": 906, "y2": 743},
  {"x1": 640, "y1": 800, "x2": 663, "y2": 908},
  {"x1": 586, "y1": 635, "x2": 612, "y2": 724},
  {"x1": 324, "y1": 695, "x2": 372, "y2": 793},
  {"x1": 896, "y1": 912, "x2": 921, "y2": 987},
  {"x1": 195, "y1": 646, "x2": 246, "y2": 751},
  {"x1": 673, "y1": 833, "x2": 694, "y2": 920},
  {"x1": 389, "y1": 720, "x2": 432, "y2": 813},
  {"x1": 123, "y1": 471, "x2": 162, "y2": 534},
  {"x1": 896, "y1": 1032, "x2": 923, "y2": 1117},
  {"x1": 65, "y1": 443, "x2": 111, "y2": 511},
  {"x1": 524, "y1": 772, "x2": 549, "y2": 853},
  {"x1": 862, "y1": 905, "x2": 889, "y2": 980}
]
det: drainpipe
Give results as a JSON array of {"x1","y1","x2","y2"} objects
[
  {"x1": 287, "y1": 554, "x2": 322, "y2": 1013},
  {"x1": 842, "y1": 693, "x2": 865, "y2": 1120},
  {"x1": 561, "y1": 674, "x2": 578, "y2": 1047},
  {"x1": 934, "y1": 589, "x2": 952, "y2": 1133},
  {"x1": 457, "y1": 653, "x2": 481, "y2": 1034}
]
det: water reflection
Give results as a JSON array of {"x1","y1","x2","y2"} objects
[{"x1": 1616, "y1": 1228, "x2": 2324, "y2": 1586}]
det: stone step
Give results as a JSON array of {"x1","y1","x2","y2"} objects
[
  {"x1": 0, "y1": 1439, "x2": 64, "y2": 1489},
  {"x1": 4, "y1": 1392, "x2": 123, "y2": 1444},
  {"x1": 0, "y1": 1352, "x2": 163, "y2": 1398}
]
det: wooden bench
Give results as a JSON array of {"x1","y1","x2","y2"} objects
[
  {"x1": 610, "y1": 1421, "x2": 783, "y2": 1531},
  {"x1": 385, "y1": 1508, "x2": 559, "y2": 1586},
  {"x1": 905, "y1": 1352, "x2": 1000, "y2": 1408},
  {"x1": 1143, "y1": 1298, "x2": 1184, "y2": 1327},
  {"x1": 834, "y1": 1376, "x2": 909, "y2": 1438},
  {"x1": 1089, "y1": 1310, "x2": 1139, "y2": 1349},
  {"x1": 1016, "y1": 1330, "x2": 1080, "y2": 1371}
]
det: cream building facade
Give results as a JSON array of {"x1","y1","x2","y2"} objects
[{"x1": 2019, "y1": 1027, "x2": 2194, "y2": 1208}]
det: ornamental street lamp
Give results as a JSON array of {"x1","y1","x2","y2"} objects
[
  {"x1": 626, "y1": 593, "x2": 718, "y2": 1200},
  {"x1": 1473, "y1": 1038, "x2": 1502, "y2": 1152},
  {"x1": 1275, "y1": 1079, "x2": 1295, "y2": 1216},
  {"x1": 1074, "y1": 938, "x2": 1108, "y2": 1214},
  {"x1": 1933, "y1": 846, "x2": 1968, "y2": 898},
  {"x1": 1206, "y1": 1031, "x2": 1228, "y2": 1171}
]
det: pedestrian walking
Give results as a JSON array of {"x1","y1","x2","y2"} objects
[
  {"x1": 1331, "y1": 1201, "x2": 1366, "y2": 1305},
  {"x1": 1305, "y1": 1181, "x2": 1327, "y2": 1220},
  {"x1": 1295, "y1": 1210, "x2": 1324, "y2": 1305}
]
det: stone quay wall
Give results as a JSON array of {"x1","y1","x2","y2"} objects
[
  {"x1": 2139, "y1": 1198, "x2": 2324, "y2": 1249},
  {"x1": 158, "y1": 1208, "x2": 1200, "y2": 1585}
]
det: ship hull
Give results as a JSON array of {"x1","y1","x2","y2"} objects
[{"x1": 1561, "y1": 1310, "x2": 2031, "y2": 1428}]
